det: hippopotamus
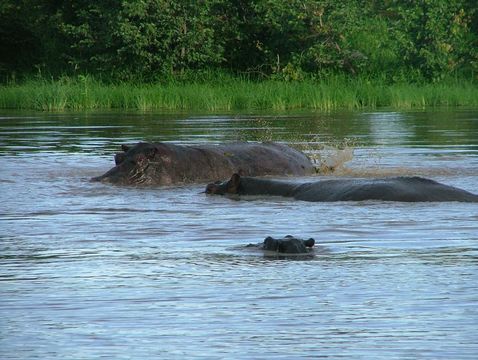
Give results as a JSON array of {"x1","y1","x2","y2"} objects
[
  {"x1": 92, "y1": 142, "x2": 316, "y2": 186},
  {"x1": 206, "y1": 173, "x2": 478, "y2": 202},
  {"x1": 241, "y1": 235, "x2": 316, "y2": 257},
  {"x1": 262, "y1": 235, "x2": 315, "y2": 254}
]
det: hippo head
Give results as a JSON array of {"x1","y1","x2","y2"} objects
[
  {"x1": 263, "y1": 235, "x2": 315, "y2": 254},
  {"x1": 205, "y1": 173, "x2": 242, "y2": 195},
  {"x1": 92, "y1": 142, "x2": 173, "y2": 185}
]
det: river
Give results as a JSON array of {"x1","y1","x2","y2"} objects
[{"x1": 1, "y1": 109, "x2": 477, "y2": 359}]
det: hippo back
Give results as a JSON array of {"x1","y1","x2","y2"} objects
[{"x1": 92, "y1": 141, "x2": 316, "y2": 186}]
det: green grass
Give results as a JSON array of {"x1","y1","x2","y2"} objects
[{"x1": 1, "y1": 75, "x2": 477, "y2": 111}]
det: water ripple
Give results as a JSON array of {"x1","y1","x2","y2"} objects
[{"x1": 1, "y1": 110, "x2": 478, "y2": 359}]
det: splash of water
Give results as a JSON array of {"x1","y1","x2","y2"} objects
[{"x1": 297, "y1": 137, "x2": 356, "y2": 174}]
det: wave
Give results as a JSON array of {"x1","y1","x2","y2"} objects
[{"x1": 306, "y1": 144, "x2": 478, "y2": 178}]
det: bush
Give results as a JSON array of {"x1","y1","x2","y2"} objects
[{"x1": 0, "y1": 0, "x2": 476, "y2": 83}]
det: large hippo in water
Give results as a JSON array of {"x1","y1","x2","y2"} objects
[
  {"x1": 206, "y1": 173, "x2": 478, "y2": 202},
  {"x1": 92, "y1": 142, "x2": 316, "y2": 186}
]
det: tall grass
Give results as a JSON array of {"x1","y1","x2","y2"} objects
[{"x1": 0, "y1": 75, "x2": 477, "y2": 111}]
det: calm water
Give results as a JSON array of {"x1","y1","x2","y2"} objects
[{"x1": 1, "y1": 109, "x2": 477, "y2": 359}]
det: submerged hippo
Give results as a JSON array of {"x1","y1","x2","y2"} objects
[
  {"x1": 262, "y1": 235, "x2": 315, "y2": 254},
  {"x1": 92, "y1": 142, "x2": 315, "y2": 186},
  {"x1": 206, "y1": 173, "x2": 478, "y2": 202},
  {"x1": 241, "y1": 235, "x2": 316, "y2": 257}
]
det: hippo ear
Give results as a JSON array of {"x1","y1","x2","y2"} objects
[
  {"x1": 304, "y1": 238, "x2": 315, "y2": 247},
  {"x1": 231, "y1": 173, "x2": 241, "y2": 183},
  {"x1": 263, "y1": 237, "x2": 279, "y2": 251},
  {"x1": 228, "y1": 173, "x2": 241, "y2": 193},
  {"x1": 114, "y1": 152, "x2": 126, "y2": 165},
  {"x1": 121, "y1": 144, "x2": 131, "y2": 152}
]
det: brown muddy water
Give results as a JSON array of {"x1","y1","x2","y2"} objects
[{"x1": 1, "y1": 109, "x2": 477, "y2": 359}]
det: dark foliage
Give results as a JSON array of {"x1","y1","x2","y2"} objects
[{"x1": 1, "y1": 0, "x2": 476, "y2": 82}]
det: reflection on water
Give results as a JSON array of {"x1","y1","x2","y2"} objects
[{"x1": 1, "y1": 109, "x2": 478, "y2": 359}]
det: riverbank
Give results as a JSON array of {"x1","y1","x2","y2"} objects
[{"x1": 1, "y1": 76, "x2": 477, "y2": 111}]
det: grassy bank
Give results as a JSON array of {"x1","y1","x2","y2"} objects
[{"x1": 1, "y1": 76, "x2": 477, "y2": 111}]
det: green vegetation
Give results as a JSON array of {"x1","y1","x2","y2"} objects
[
  {"x1": 1, "y1": 1, "x2": 477, "y2": 110},
  {"x1": 1, "y1": 75, "x2": 477, "y2": 111}
]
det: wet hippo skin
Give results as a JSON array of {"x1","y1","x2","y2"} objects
[
  {"x1": 92, "y1": 142, "x2": 316, "y2": 186},
  {"x1": 206, "y1": 173, "x2": 478, "y2": 202},
  {"x1": 242, "y1": 235, "x2": 316, "y2": 256},
  {"x1": 263, "y1": 235, "x2": 315, "y2": 254}
]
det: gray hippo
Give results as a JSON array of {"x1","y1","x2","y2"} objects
[
  {"x1": 242, "y1": 235, "x2": 316, "y2": 257},
  {"x1": 92, "y1": 142, "x2": 315, "y2": 186},
  {"x1": 206, "y1": 173, "x2": 478, "y2": 202},
  {"x1": 262, "y1": 235, "x2": 315, "y2": 254}
]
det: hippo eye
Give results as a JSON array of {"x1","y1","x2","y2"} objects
[{"x1": 146, "y1": 148, "x2": 157, "y2": 158}]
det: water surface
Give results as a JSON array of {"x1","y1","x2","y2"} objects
[{"x1": 1, "y1": 109, "x2": 477, "y2": 359}]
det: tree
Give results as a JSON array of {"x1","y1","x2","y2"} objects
[
  {"x1": 385, "y1": 0, "x2": 477, "y2": 81},
  {"x1": 0, "y1": 0, "x2": 476, "y2": 82},
  {"x1": 0, "y1": 1, "x2": 42, "y2": 78},
  {"x1": 56, "y1": 0, "x2": 225, "y2": 80}
]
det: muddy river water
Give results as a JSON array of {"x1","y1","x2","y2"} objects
[{"x1": 1, "y1": 109, "x2": 477, "y2": 359}]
